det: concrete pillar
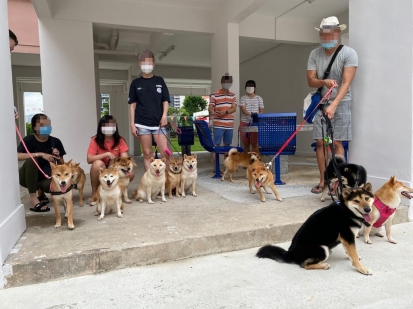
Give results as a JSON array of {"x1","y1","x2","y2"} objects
[
  {"x1": 0, "y1": 0, "x2": 26, "y2": 288},
  {"x1": 211, "y1": 23, "x2": 240, "y2": 146},
  {"x1": 350, "y1": 0, "x2": 413, "y2": 220},
  {"x1": 94, "y1": 54, "x2": 101, "y2": 124},
  {"x1": 39, "y1": 19, "x2": 98, "y2": 171}
]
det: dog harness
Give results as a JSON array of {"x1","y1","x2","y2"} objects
[{"x1": 372, "y1": 197, "x2": 396, "y2": 228}]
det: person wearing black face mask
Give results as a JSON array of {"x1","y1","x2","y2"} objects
[{"x1": 17, "y1": 114, "x2": 66, "y2": 212}]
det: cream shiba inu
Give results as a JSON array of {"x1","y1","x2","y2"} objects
[
  {"x1": 166, "y1": 156, "x2": 183, "y2": 198},
  {"x1": 180, "y1": 154, "x2": 197, "y2": 197},
  {"x1": 50, "y1": 160, "x2": 75, "y2": 230},
  {"x1": 94, "y1": 168, "x2": 123, "y2": 221},
  {"x1": 112, "y1": 156, "x2": 136, "y2": 204},
  {"x1": 71, "y1": 162, "x2": 86, "y2": 206},
  {"x1": 133, "y1": 158, "x2": 167, "y2": 204}
]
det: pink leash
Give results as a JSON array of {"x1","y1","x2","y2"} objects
[
  {"x1": 273, "y1": 85, "x2": 336, "y2": 159},
  {"x1": 15, "y1": 124, "x2": 50, "y2": 179}
]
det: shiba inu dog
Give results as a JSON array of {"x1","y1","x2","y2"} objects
[
  {"x1": 360, "y1": 176, "x2": 413, "y2": 244},
  {"x1": 166, "y1": 156, "x2": 182, "y2": 198},
  {"x1": 50, "y1": 160, "x2": 75, "y2": 230},
  {"x1": 249, "y1": 166, "x2": 282, "y2": 202},
  {"x1": 321, "y1": 156, "x2": 367, "y2": 202},
  {"x1": 221, "y1": 148, "x2": 261, "y2": 182},
  {"x1": 94, "y1": 167, "x2": 123, "y2": 221},
  {"x1": 257, "y1": 184, "x2": 375, "y2": 275},
  {"x1": 71, "y1": 163, "x2": 86, "y2": 206},
  {"x1": 180, "y1": 154, "x2": 197, "y2": 197},
  {"x1": 133, "y1": 158, "x2": 167, "y2": 204},
  {"x1": 112, "y1": 156, "x2": 136, "y2": 204}
]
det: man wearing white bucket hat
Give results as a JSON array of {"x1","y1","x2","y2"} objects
[{"x1": 307, "y1": 16, "x2": 358, "y2": 194}]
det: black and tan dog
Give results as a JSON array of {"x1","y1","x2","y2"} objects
[
  {"x1": 257, "y1": 184, "x2": 375, "y2": 275},
  {"x1": 321, "y1": 156, "x2": 367, "y2": 202}
]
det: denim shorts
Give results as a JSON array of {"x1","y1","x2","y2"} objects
[
  {"x1": 137, "y1": 126, "x2": 167, "y2": 136},
  {"x1": 213, "y1": 128, "x2": 233, "y2": 145}
]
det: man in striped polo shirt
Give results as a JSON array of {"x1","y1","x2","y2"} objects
[{"x1": 208, "y1": 74, "x2": 237, "y2": 150}]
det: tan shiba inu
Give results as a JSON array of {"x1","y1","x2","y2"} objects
[
  {"x1": 94, "y1": 168, "x2": 123, "y2": 221},
  {"x1": 71, "y1": 163, "x2": 86, "y2": 206},
  {"x1": 50, "y1": 160, "x2": 75, "y2": 230},
  {"x1": 222, "y1": 148, "x2": 261, "y2": 182},
  {"x1": 112, "y1": 156, "x2": 136, "y2": 204},
  {"x1": 180, "y1": 154, "x2": 197, "y2": 197},
  {"x1": 360, "y1": 176, "x2": 413, "y2": 244},
  {"x1": 133, "y1": 158, "x2": 167, "y2": 204},
  {"x1": 166, "y1": 156, "x2": 183, "y2": 198},
  {"x1": 248, "y1": 164, "x2": 282, "y2": 202}
]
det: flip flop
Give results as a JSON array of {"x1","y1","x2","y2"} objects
[
  {"x1": 30, "y1": 202, "x2": 50, "y2": 212},
  {"x1": 311, "y1": 185, "x2": 323, "y2": 194},
  {"x1": 37, "y1": 195, "x2": 49, "y2": 204}
]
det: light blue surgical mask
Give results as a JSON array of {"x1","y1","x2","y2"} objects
[
  {"x1": 321, "y1": 40, "x2": 338, "y2": 49},
  {"x1": 39, "y1": 126, "x2": 52, "y2": 135}
]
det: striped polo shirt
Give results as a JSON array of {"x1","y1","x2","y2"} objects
[
  {"x1": 210, "y1": 89, "x2": 237, "y2": 130},
  {"x1": 239, "y1": 95, "x2": 264, "y2": 123}
]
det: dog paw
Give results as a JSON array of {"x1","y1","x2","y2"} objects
[
  {"x1": 323, "y1": 263, "x2": 331, "y2": 270},
  {"x1": 162, "y1": 198, "x2": 167, "y2": 202},
  {"x1": 358, "y1": 267, "x2": 372, "y2": 276},
  {"x1": 321, "y1": 198, "x2": 325, "y2": 202},
  {"x1": 388, "y1": 238, "x2": 397, "y2": 244},
  {"x1": 117, "y1": 213, "x2": 124, "y2": 218},
  {"x1": 64, "y1": 214, "x2": 68, "y2": 218},
  {"x1": 182, "y1": 194, "x2": 186, "y2": 198},
  {"x1": 55, "y1": 224, "x2": 61, "y2": 229},
  {"x1": 261, "y1": 199, "x2": 266, "y2": 202},
  {"x1": 79, "y1": 202, "x2": 84, "y2": 207},
  {"x1": 148, "y1": 200, "x2": 154, "y2": 204},
  {"x1": 176, "y1": 194, "x2": 181, "y2": 198},
  {"x1": 68, "y1": 225, "x2": 75, "y2": 230},
  {"x1": 90, "y1": 202, "x2": 97, "y2": 206},
  {"x1": 98, "y1": 216, "x2": 104, "y2": 221},
  {"x1": 138, "y1": 199, "x2": 143, "y2": 203},
  {"x1": 364, "y1": 239, "x2": 372, "y2": 244},
  {"x1": 277, "y1": 198, "x2": 282, "y2": 202},
  {"x1": 192, "y1": 192, "x2": 197, "y2": 197},
  {"x1": 375, "y1": 232, "x2": 384, "y2": 238},
  {"x1": 358, "y1": 255, "x2": 362, "y2": 260},
  {"x1": 168, "y1": 195, "x2": 174, "y2": 199},
  {"x1": 124, "y1": 199, "x2": 132, "y2": 204},
  {"x1": 356, "y1": 234, "x2": 360, "y2": 238}
]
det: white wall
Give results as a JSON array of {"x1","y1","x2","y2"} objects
[
  {"x1": 240, "y1": 43, "x2": 316, "y2": 155},
  {"x1": 0, "y1": 0, "x2": 26, "y2": 288},
  {"x1": 350, "y1": 0, "x2": 413, "y2": 213}
]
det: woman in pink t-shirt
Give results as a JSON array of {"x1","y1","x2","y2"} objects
[{"x1": 86, "y1": 115, "x2": 134, "y2": 204}]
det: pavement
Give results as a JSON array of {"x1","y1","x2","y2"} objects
[
  {"x1": 3, "y1": 153, "x2": 409, "y2": 288},
  {"x1": 1, "y1": 222, "x2": 412, "y2": 309}
]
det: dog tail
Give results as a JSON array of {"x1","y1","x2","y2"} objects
[
  {"x1": 132, "y1": 189, "x2": 138, "y2": 199},
  {"x1": 256, "y1": 245, "x2": 294, "y2": 263},
  {"x1": 228, "y1": 148, "x2": 239, "y2": 156}
]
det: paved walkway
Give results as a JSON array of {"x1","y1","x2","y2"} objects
[{"x1": 1, "y1": 222, "x2": 412, "y2": 309}]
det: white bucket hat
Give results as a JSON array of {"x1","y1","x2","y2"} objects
[{"x1": 315, "y1": 16, "x2": 347, "y2": 31}]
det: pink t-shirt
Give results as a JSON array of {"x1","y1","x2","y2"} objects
[{"x1": 87, "y1": 137, "x2": 129, "y2": 166}]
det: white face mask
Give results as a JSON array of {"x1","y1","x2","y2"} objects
[
  {"x1": 221, "y1": 83, "x2": 232, "y2": 90},
  {"x1": 101, "y1": 126, "x2": 116, "y2": 135},
  {"x1": 141, "y1": 64, "x2": 154, "y2": 74},
  {"x1": 246, "y1": 87, "x2": 255, "y2": 94}
]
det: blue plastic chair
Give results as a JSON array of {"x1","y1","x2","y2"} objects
[
  {"x1": 194, "y1": 120, "x2": 243, "y2": 178},
  {"x1": 257, "y1": 113, "x2": 297, "y2": 185},
  {"x1": 310, "y1": 141, "x2": 349, "y2": 162}
]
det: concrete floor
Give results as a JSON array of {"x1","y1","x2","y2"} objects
[
  {"x1": 1, "y1": 222, "x2": 412, "y2": 309},
  {"x1": 4, "y1": 153, "x2": 409, "y2": 288}
]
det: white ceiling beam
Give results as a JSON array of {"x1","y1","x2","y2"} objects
[
  {"x1": 48, "y1": 0, "x2": 213, "y2": 34},
  {"x1": 31, "y1": 0, "x2": 53, "y2": 18},
  {"x1": 118, "y1": 31, "x2": 150, "y2": 45},
  {"x1": 239, "y1": 13, "x2": 275, "y2": 40},
  {"x1": 214, "y1": 0, "x2": 269, "y2": 27},
  {"x1": 275, "y1": 18, "x2": 319, "y2": 44}
]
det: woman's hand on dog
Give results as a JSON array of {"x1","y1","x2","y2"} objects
[
  {"x1": 107, "y1": 152, "x2": 116, "y2": 160},
  {"x1": 52, "y1": 148, "x2": 60, "y2": 157}
]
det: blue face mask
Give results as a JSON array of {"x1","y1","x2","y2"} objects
[
  {"x1": 321, "y1": 40, "x2": 338, "y2": 49},
  {"x1": 39, "y1": 126, "x2": 52, "y2": 135}
]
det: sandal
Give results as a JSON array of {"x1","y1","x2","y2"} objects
[
  {"x1": 37, "y1": 195, "x2": 49, "y2": 204},
  {"x1": 30, "y1": 202, "x2": 50, "y2": 212},
  {"x1": 311, "y1": 185, "x2": 323, "y2": 194}
]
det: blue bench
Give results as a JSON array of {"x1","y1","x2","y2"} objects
[
  {"x1": 194, "y1": 120, "x2": 243, "y2": 178},
  {"x1": 257, "y1": 113, "x2": 297, "y2": 185},
  {"x1": 310, "y1": 141, "x2": 349, "y2": 162}
]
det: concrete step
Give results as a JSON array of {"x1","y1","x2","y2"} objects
[{"x1": 3, "y1": 190, "x2": 409, "y2": 288}]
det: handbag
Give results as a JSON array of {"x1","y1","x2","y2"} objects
[{"x1": 303, "y1": 44, "x2": 344, "y2": 124}]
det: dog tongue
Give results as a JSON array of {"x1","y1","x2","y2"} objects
[
  {"x1": 61, "y1": 185, "x2": 67, "y2": 193},
  {"x1": 156, "y1": 172, "x2": 160, "y2": 177},
  {"x1": 363, "y1": 213, "x2": 372, "y2": 222},
  {"x1": 256, "y1": 181, "x2": 262, "y2": 187}
]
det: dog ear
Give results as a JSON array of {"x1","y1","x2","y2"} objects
[
  {"x1": 390, "y1": 175, "x2": 397, "y2": 184},
  {"x1": 114, "y1": 157, "x2": 121, "y2": 163},
  {"x1": 341, "y1": 188, "x2": 352, "y2": 199},
  {"x1": 99, "y1": 167, "x2": 105, "y2": 173},
  {"x1": 161, "y1": 157, "x2": 166, "y2": 163},
  {"x1": 127, "y1": 156, "x2": 132, "y2": 160},
  {"x1": 193, "y1": 154, "x2": 197, "y2": 159},
  {"x1": 178, "y1": 157, "x2": 183, "y2": 162},
  {"x1": 363, "y1": 183, "x2": 373, "y2": 195},
  {"x1": 150, "y1": 157, "x2": 155, "y2": 162},
  {"x1": 66, "y1": 159, "x2": 73, "y2": 166},
  {"x1": 252, "y1": 168, "x2": 256, "y2": 172},
  {"x1": 184, "y1": 154, "x2": 188, "y2": 159},
  {"x1": 50, "y1": 162, "x2": 57, "y2": 169}
]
